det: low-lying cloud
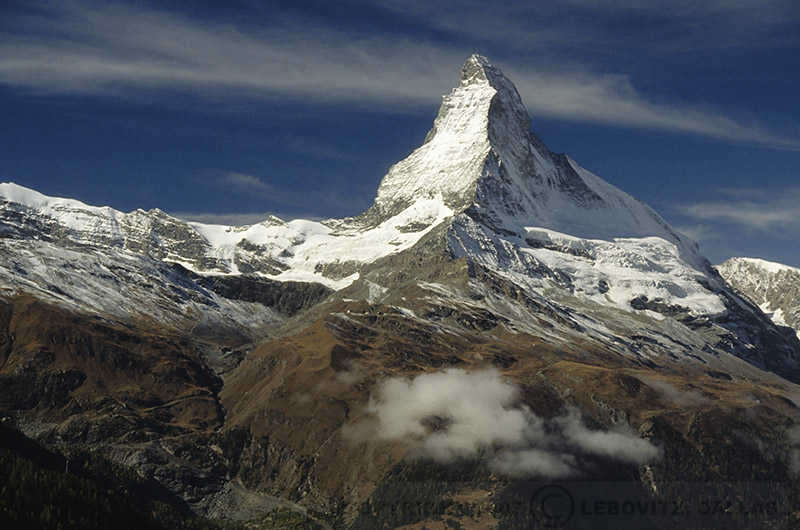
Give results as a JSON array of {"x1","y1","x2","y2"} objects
[
  {"x1": 640, "y1": 377, "x2": 708, "y2": 407},
  {"x1": 787, "y1": 424, "x2": 800, "y2": 475},
  {"x1": 348, "y1": 368, "x2": 659, "y2": 478}
]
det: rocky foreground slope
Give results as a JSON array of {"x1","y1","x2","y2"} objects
[{"x1": 1, "y1": 56, "x2": 800, "y2": 528}]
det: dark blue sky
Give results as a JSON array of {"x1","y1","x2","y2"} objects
[{"x1": 1, "y1": 1, "x2": 799, "y2": 266}]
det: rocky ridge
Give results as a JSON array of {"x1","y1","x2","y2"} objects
[{"x1": 718, "y1": 257, "x2": 800, "y2": 338}]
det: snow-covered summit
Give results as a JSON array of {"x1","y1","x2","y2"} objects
[
  {"x1": 721, "y1": 257, "x2": 800, "y2": 276},
  {"x1": 718, "y1": 257, "x2": 800, "y2": 337},
  {"x1": 369, "y1": 56, "x2": 698, "y2": 262},
  {"x1": 371, "y1": 54, "x2": 503, "y2": 216},
  {"x1": 371, "y1": 54, "x2": 532, "y2": 216}
]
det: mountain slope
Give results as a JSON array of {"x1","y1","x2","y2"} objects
[
  {"x1": 718, "y1": 257, "x2": 800, "y2": 338},
  {"x1": 0, "y1": 179, "x2": 451, "y2": 291}
]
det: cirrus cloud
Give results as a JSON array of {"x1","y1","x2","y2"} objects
[
  {"x1": 678, "y1": 187, "x2": 800, "y2": 233},
  {"x1": 1, "y1": 1, "x2": 798, "y2": 149}
]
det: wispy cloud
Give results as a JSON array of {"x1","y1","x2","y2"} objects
[
  {"x1": 180, "y1": 169, "x2": 371, "y2": 224},
  {"x1": 507, "y1": 68, "x2": 800, "y2": 149},
  {"x1": 169, "y1": 210, "x2": 286, "y2": 226},
  {"x1": 1, "y1": 2, "x2": 798, "y2": 149},
  {"x1": 373, "y1": 0, "x2": 800, "y2": 55},
  {"x1": 222, "y1": 172, "x2": 273, "y2": 195},
  {"x1": 669, "y1": 186, "x2": 800, "y2": 266},
  {"x1": 678, "y1": 187, "x2": 800, "y2": 233},
  {"x1": 0, "y1": 2, "x2": 457, "y2": 106},
  {"x1": 788, "y1": 425, "x2": 800, "y2": 475},
  {"x1": 640, "y1": 376, "x2": 708, "y2": 407}
]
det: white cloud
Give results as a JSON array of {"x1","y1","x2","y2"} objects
[
  {"x1": 169, "y1": 211, "x2": 284, "y2": 226},
  {"x1": 347, "y1": 367, "x2": 659, "y2": 478},
  {"x1": 223, "y1": 172, "x2": 272, "y2": 194},
  {"x1": 0, "y1": 2, "x2": 457, "y2": 106},
  {"x1": 787, "y1": 425, "x2": 800, "y2": 475},
  {"x1": 187, "y1": 168, "x2": 372, "y2": 221},
  {"x1": 555, "y1": 409, "x2": 661, "y2": 463},
  {"x1": 491, "y1": 448, "x2": 577, "y2": 479},
  {"x1": 357, "y1": 368, "x2": 530, "y2": 462},
  {"x1": 1, "y1": 2, "x2": 798, "y2": 148},
  {"x1": 504, "y1": 67, "x2": 800, "y2": 148},
  {"x1": 678, "y1": 187, "x2": 800, "y2": 233},
  {"x1": 787, "y1": 425, "x2": 800, "y2": 445},
  {"x1": 335, "y1": 360, "x2": 365, "y2": 385},
  {"x1": 672, "y1": 223, "x2": 719, "y2": 245},
  {"x1": 640, "y1": 377, "x2": 708, "y2": 407},
  {"x1": 372, "y1": 0, "x2": 800, "y2": 55}
]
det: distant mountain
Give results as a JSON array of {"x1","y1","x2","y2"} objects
[
  {"x1": 718, "y1": 257, "x2": 800, "y2": 338},
  {"x1": 1, "y1": 55, "x2": 799, "y2": 528}
]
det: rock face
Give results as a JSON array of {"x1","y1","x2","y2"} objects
[
  {"x1": 0, "y1": 183, "x2": 301, "y2": 276},
  {"x1": 718, "y1": 257, "x2": 800, "y2": 337},
  {"x1": 372, "y1": 55, "x2": 692, "y2": 247},
  {"x1": 1, "y1": 55, "x2": 800, "y2": 527}
]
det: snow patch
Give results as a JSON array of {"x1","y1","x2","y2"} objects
[{"x1": 365, "y1": 281, "x2": 387, "y2": 304}]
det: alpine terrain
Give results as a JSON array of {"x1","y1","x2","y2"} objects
[
  {"x1": 1, "y1": 55, "x2": 799, "y2": 529},
  {"x1": 718, "y1": 257, "x2": 800, "y2": 340}
]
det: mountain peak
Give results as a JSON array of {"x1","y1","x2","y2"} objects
[
  {"x1": 459, "y1": 54, "x2": 500, "y2": 85},
  {"x1": 458, "y1": 55, "x2": 520, "y2": 99},
  {"x1": 366, "y1": 55, "x2": 698, "y2": 263},
  {"x1": 456, "y1": 55, "x2": 531, "y2": 137},
  {"x1": 370, "y1": 55, "x2": 531, "y2": 219}
]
